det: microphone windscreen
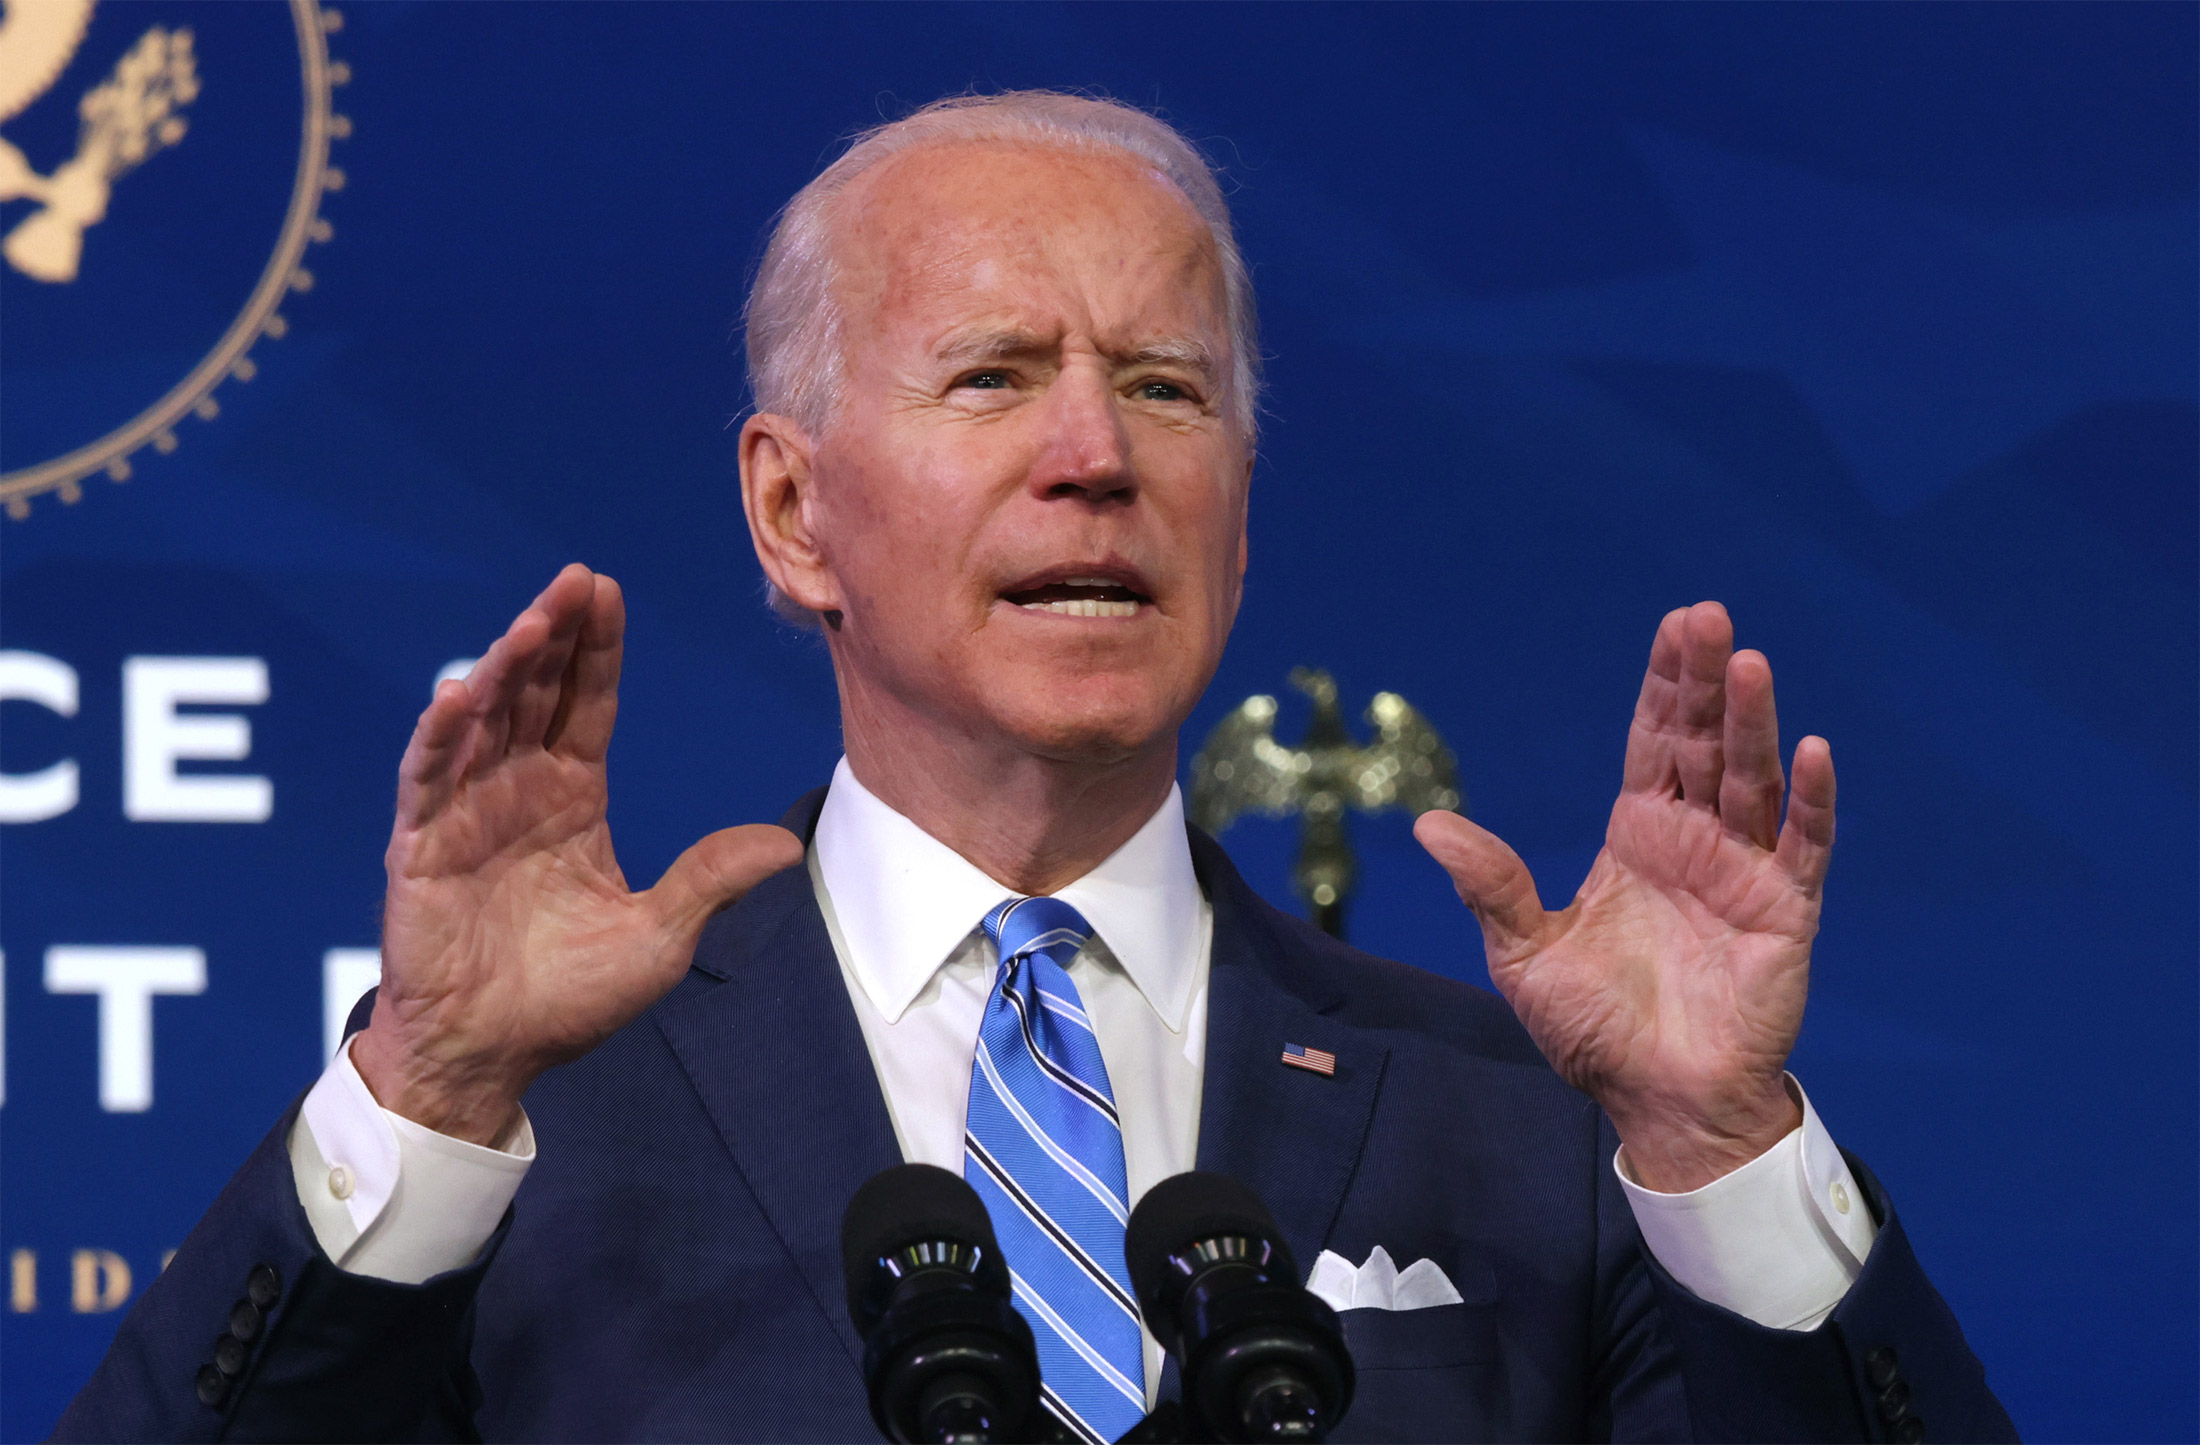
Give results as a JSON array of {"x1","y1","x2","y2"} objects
[
  {"x1": 840, "y1": 1163, "x2": 1001, "y2": 1322},
  {"x1": 1124, "y1": 1171, "x2": 1293, "y2": 1325}
]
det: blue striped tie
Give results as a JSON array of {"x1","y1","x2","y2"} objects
[{"x1": 964, "y1": 896, "x2": 1144, "y2": 1444}]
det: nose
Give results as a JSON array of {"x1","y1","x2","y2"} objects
[{"x1": 1027, "y1": 360, "x2": 1134, "y2": 506}]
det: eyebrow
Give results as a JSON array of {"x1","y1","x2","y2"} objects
[
  {"x1": 932, "y1": 328, "x2": 1052, "y2": 367},
  {"x1": 931, "y1": 327, "x2": 1220, "y2": 380},
  {"x1": 1124, "y1": 337, "x2": 1219, "y2": 379}
]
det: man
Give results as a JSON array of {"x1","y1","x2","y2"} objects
[{"x1": 61, "y1": 92, "x2": 2010, "y2": 1443}]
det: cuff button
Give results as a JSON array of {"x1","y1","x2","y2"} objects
[
  {"x1": 195, "y1": 1363, "x2": 228, "y2": 1407},
  {"x1": 1895, "y1": 1417, "x2": 1926, "y2": 1443},
  {"x1": 1865, "y1": 1346, "x2": 1900, "y2": 1388},
  {"x1": 246, "y1": 1262, "x2": 282, "y2": 1308},
  {"x1": 213, "y1": 1333, "x2": 248, "y2": 1377},
  {"x1": 228, "y1": 1298, "x2": 264, "y2": 1342}
]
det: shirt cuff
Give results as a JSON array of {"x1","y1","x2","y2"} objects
[
  {"x1": 287, "y1": 1035, "x2": 536, "y2": 1284},
  {"x1": 1615, "y1": 1075, "x2": 1876, "y2": 1331}
]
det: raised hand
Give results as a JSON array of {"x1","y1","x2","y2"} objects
[
  {"x1": 1414, "y1": 602, "x2": 1836, "y2": 1191},
  {"x1": 352, "y1": 565, "x2": 804, "y2": 1145}
]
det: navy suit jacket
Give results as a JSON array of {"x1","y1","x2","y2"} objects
[{"x1": 59, "y1": 792, "x2": 2013, "y2": 1442}]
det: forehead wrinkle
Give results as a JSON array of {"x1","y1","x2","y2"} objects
[
  {"x1": 1080, "y1": 235, "x2": 1230, "y2": 383},
  {"x1": 926, "y1": 325, "x2": 1215, "y2": 378},
  {"x1": 833, "y1": 141, "x2": 1235, "y2": 398}
]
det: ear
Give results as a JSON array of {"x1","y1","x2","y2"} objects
[
  {"x1": 1235, "y1": 450, "x2": 1254, "y2": 583},
  {"x1": 740, "y1": 412, "x2": 843, "y2": 617}
]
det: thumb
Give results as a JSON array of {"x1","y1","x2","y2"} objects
[
  {"x1": 1412, "y1": 809, "x2": 1549, "y2": 960},
  {"x1": 647, "y1": 824, "x2": 806, "y2": 947}
]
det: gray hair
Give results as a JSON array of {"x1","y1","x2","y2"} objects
[{"x1": 743, "y1": 91, "x2": 1261, "y2": 442}]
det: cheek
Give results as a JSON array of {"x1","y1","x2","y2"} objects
[
  {"x1": 1179, "y1": 479, "x2": 1248, "y2": 609},
  {"x1": 876, "y1": 421, "x2": 1020, "y2": 527},
  {"x1": 821, "y1": 448, "x2": 991, "y2": 606}
]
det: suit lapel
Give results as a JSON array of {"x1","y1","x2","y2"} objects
[
  {"x1": 1189, "y1": 830, "x2": 1388, "y2": 1269},
  {"x1": 657, "y1": 791, "x2": 901, "y2": 1365}
]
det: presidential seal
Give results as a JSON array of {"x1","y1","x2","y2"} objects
[{"x1": 0, "y1": 0, "x2": 348, "y2": 519}]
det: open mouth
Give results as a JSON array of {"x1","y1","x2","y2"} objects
[{"x1": 1001, "y1": 573, "x2": 1153, "y2": 619}]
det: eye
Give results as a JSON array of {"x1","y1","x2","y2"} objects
[
  {"x1": 1137, "y1": 378, "x2": 1189, "y2": 403},
  {"x1": 956, "y1": 369, "x2": 1012, "y2": 391}
]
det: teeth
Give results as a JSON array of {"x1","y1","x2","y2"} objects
[
  {"x1": 1062, "y1": 576, "x2": 1114, "y2": 587},
  {"x1": 1022, "y1": 598, "x2": 1140, "y2": 618}
]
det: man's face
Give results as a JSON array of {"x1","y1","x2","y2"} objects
[{"x1": 798, "y1": 141, "x2": 1250, "y2": 768}]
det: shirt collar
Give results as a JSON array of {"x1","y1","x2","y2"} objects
[{"x1": 813, "y1": 756, "x2": 1202, "y2": 1032}]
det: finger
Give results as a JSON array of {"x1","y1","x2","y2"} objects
[
  {"x1": 1621, "y1": 608, "x2": 1689, "y2": 794},
  {"x1": 1717, "y1": 649, "x2": 1784, "y2": 850},
  {"x1": 1774, "y1": 736, "x2": 1836, "y2": 892},
  {"x1": 459, "y1": 567, "x2": 593, "y2": 775},
  {"x1": 456, "y1": 608, "x2": 552, "y2": 776},
  {"x1": 647, "y1": 824, "x2": 807, "y2": 948},
  {"x1": 1672, "y1": 601, "x2": 1733, "y2": 807},
  {"x1": 546, "y1": 573, "x2": 625, "y2": 761},
  {"x1": 507, "y1": 566, "x2": 596, "y2": 750},
  {"x1": 395, "y1": 678, "x2": 475, "y2": 826},
  {"x1": 1413, "y1": 809, "x2": 1549, "y2": 964}
]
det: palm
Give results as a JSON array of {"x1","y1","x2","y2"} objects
[
  {"x1": 360, "y1": 566, "x2": 801, "y2": 1142},
  {"x1": 1417, "y1": 602, "x2": 1835, "y2": 1187},
  {"x1": 386, "y1": 743, "x2": 661, "y2": 1067},
  {"x1": 1500, "y1": 783, "x2": 1817, "y2": 1101}
]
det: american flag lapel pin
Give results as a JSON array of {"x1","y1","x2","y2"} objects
[{"x1": 1281, "y1": 1042, "x2": 1337, "y2": 1077}]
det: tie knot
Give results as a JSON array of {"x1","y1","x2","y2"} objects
[{"x1": 982, "y1": 895, "x2": 1094, "y2": 969}]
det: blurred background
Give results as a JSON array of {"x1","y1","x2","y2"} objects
[{"x1": 3, "y1": 3, "x2": 2193, "y2": 1438}]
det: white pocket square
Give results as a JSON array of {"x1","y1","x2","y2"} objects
[{"x1": 1305, "y1": 1245, "x2": 1465, "y2": 1312}]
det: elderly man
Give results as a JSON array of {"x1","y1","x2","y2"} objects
[{"x1": 62, "y1": 93, "x2": 2008, "y2": 1443}]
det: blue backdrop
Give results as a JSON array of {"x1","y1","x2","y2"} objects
[{"x1": 4, "y1": 4, "x2": 2194, "y2": 1439}]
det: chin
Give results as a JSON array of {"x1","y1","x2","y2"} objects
[{"x1": 992, "y1": 677, "x2": 1182, "y2": 767}]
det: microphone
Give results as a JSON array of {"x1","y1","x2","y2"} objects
[
  {"x1": 1124, "y1": 1174, "x2": 1354, "y2": 1443},
  {"x1": 843, "y1": 1163, "x2": 1044, "y2": 1444}
]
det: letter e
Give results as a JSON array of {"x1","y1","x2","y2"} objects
[{"x1": 123, "y1": 657, "x2": 272, "y2": 822}]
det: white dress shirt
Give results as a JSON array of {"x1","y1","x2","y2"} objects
[
  {"x1": 812, "y1": 757, "x2": 1209, "y2": 1208},
  {"x1": 290, "y1": 757, "x2": 1877, "y2": 1379}
]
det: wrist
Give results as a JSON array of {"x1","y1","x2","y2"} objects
[
  {"x1": 351, "y1": 1019, "x2": 532, "y2": 1148},
  {"x1": 1605, "y1": 1075, "x2": 1802, "y2": 1194}
]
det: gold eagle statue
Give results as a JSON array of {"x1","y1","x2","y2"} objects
[{"x1": 1190, "y1": 668, "x2": 1461, "y2": 937}]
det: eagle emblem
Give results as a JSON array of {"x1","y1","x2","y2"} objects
[
  {"x1": 0, "y1": 0, "x2": 201, "y2": 284},
  {"x1": 1190, "y1": 667, "x2": 1462, "y2": 937}
]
